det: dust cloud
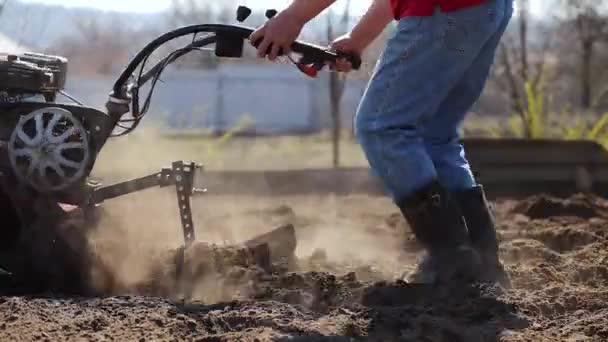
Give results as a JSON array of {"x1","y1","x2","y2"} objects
[
  {"x1": 84, "y1": 189, "x2": 410, "y2": 301},
  {"x1": 84, "y1": 129, "x2": 407, "y2": 299}
]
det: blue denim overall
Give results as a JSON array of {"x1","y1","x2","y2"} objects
[{"x1": 355, "y1": 0, "x2": 514, "y2": 204}]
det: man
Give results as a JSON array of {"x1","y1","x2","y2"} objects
[{"x1": 250, "y1": 0, "x2": 513, "y2": 287}]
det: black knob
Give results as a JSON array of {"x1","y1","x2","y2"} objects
[
  {"x1": 265, "y1": 9, "x2": 278, "y2": 19},
  {"x1": 237, "y1": 6, "x2": 252, "y2": 22}
]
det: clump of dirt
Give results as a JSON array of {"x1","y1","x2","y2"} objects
[
  {"x1": 512, "y1": 193, "x2": 608, "y2": 219},
  {"x1": 127, "y1": 241, "x2": 390, "y2": 309},
  {"x1": 133, "y1": 242, "x2": 280, "y2": 302}
]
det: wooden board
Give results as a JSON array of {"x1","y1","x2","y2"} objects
[{"x1": 195, "y1": 139, "x2": 608, "y2": 199}]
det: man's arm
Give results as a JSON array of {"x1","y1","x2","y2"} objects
[
  {"x1": 283, "y1": 0, "x2": 337, "y2": 25},
  {"x1": 349, "y1": 0, "x2": 393, "y2": 52},
  {"x1": 329, "y1": 0, "x2": 393, "y2": 72},
  {"x1": 250, "y1": 0, "x2": 393, "y2": 65},
  {"x1": 290, "y1": 0, "x2": 393, "y2": 52}
]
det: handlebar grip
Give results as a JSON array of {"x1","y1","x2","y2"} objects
[
  {"x1": 251, "y1": 37, "x2": 362, "y2": 71},
  {"x1": 290, "y1": 41, "x2": 362, "y2": 71},
  {"x1": 336, "y1": 52, "x2": 362, "y2": 70},
  {"x1": 250, "y1": 37, "x2": 283, "y2": 55}
]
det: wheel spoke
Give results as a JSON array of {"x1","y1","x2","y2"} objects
[
  {"x1": 17, "y1": 129, "x2": 33, "y2": 146},
  {"x1": 32, "y1": 114, "x2": 44, "y2": 145},
  {"x1": 44, "y1": 112, "x2": 62, "y2": 139},
  {"x1": 37, "y1": 161, "x2": 48, "y2": 182},
  {"x1": 26, "y1": 155, "x2": 39, "y2": 177},
  {"x1": 56, "y1": 154, "x2": 81, "y2": 169},
  {"x1": 49, "y1": 161, "x2": 67, "y2": 179},
  {"x1": 58, "y1": 142, "x2": 85, "y2": 150},
  {"x1": 13, "y1": 147, "x2": 33, "y2": 157},
  {"x1": 49, "y1": 127, "x2": 77, "y2": 144}
]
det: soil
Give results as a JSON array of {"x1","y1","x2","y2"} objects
[{"x1": 1, "y1": 192, "x2": 608, "y2": 341}]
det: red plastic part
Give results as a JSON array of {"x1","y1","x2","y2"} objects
[{"x1": 297, "y1": 63, "x2": 318, "y2": 78}]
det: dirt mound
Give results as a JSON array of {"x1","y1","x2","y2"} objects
[
  {"x1": 526, "y1": 226, "x2": 604, "y2": 253},
  {"x1": 512, "y1": 193, "x2": 608, "y2": 219},
  {"x1": 0, "y1": 269, "x2": 527, "y2": 341}
]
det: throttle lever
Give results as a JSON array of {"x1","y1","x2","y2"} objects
[{"x1": 296, "y1": 62, "x2": 325, "y2": 78}]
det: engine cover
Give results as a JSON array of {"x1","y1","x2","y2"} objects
[{"x1": 0, "y1": 52, "x2": 68, "y2": 102}]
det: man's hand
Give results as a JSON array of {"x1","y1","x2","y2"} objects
[
  {"x1": 329, "y1": 33, "x2": 365, "y2": 73},
  {"x1": 249, "y1": 0, "x2": 336, "y2": 61},
  {"x1": 249, "y1": 10, "x2": 305, "y2": 61}
]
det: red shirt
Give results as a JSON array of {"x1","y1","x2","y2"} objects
[{"x1": 390, "y1": 0, "x2": 488, "y2": 19}]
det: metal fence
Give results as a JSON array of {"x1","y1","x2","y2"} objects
[{"x1": 64, "y1": 64, "x2": 368, "y2": 134}]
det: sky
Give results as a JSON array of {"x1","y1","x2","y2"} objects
[
  {"x1": 20, "y1": 0, "x2": 366, "y2": 14},
  {"x1": 21, "y1": 0, "x2": 546, "y2": 16}
]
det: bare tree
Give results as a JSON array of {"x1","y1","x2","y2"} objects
[
  {"x1": 170, "y1": 0, "x2": 245, "y2": 25},
  {"x1": 168, "y1": 0, "x2": 254, "y2": 68},
  {"x1": 561, "y1": 0, "x2": 608, "y2": 109},
  {"x1": 51, "y1": 15, "x2": 155, "y2": 75},
  {"x1": 170, "y1": 0, "x2": 212, "y2": 25},
  {"x1": 493, "y1": 0, "x2": 553, "y2": 137}
]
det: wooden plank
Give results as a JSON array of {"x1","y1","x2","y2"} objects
[
  {"x1": 192, "y1": 139, "x2": 608, "y2": 198},
  {"x1": 463, "y1": 138, "x2": 608, "y2": 165},
  {"x1": 199, "y1": 168, "x2": 384, "y2": 196}
]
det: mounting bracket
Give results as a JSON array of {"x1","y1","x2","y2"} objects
[{"x1": 87, "y1": 161, "x2": 205, "y2": 246}]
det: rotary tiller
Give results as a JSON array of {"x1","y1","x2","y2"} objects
[{"x1": 0, "y1": 6, "x2": 361, "y2": 294}]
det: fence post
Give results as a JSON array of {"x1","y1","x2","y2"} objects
[{"x1": 215, "y1": 73, "x2": 225, "y2": 135}]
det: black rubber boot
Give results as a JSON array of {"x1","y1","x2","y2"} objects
[
  {"x1": 453, "y1": 185, "x2": 511, "y2": 289},
  {"x1": 398, "y1": 180, "x2": 482, "y2": 285}
]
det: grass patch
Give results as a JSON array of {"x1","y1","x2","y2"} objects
[{"x1": 92, "y1": 127, "x2": 369, "y2": 180}]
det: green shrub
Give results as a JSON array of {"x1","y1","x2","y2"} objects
[
  {"x1": 468, "y1": 78, "x2": 608, "y2": 148},
  {"x1": 522, "y1": 80, "x2": 545, "y2": 138}
]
